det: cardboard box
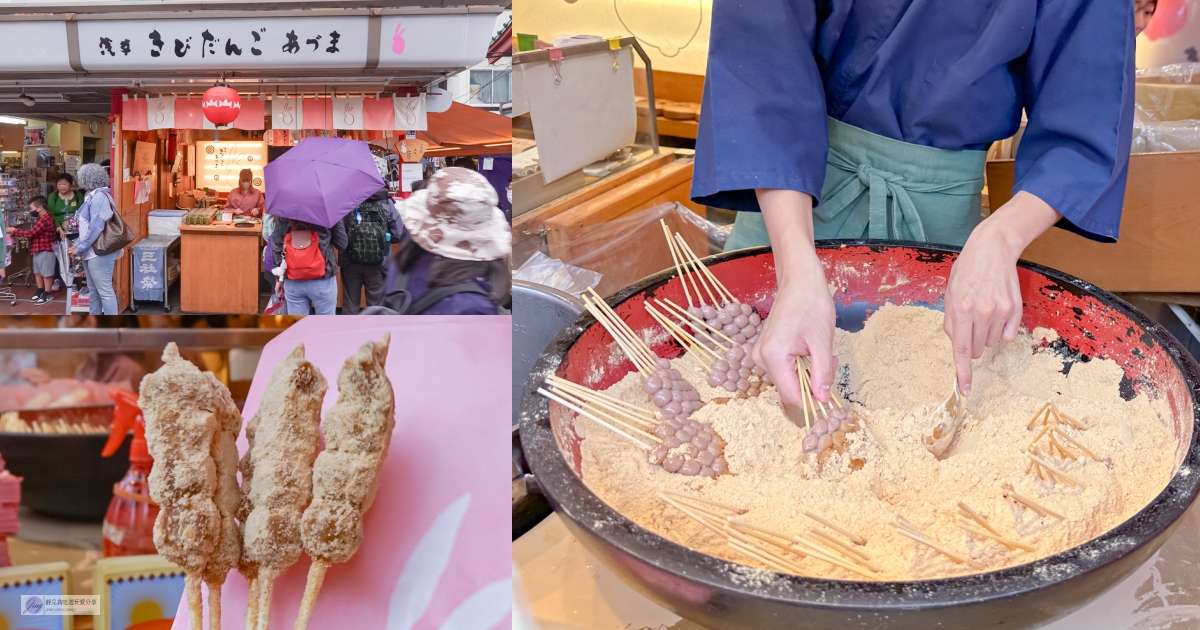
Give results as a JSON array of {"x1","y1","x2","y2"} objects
[{"x1": 987, "y1": 151, "x2": 1200, "y2": 292}]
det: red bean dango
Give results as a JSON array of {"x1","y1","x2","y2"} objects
[
  {"x1": 688, "y1": 302, "x2": 763, "y2": 346},
  {"x1": 647, "y1": 416, "x2": 727, "y2": 477},
  {"x1": 800, "y1": 407, "x2": 859, "y2": 454},
  {"x1": 642, "y1": 358, "x2": 703, "y2": 419},
  {"x1": 705, "y1": 342, "x2": 773, "y2": 396}
]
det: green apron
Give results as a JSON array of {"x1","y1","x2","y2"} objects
[{"x1": 724, "y1": 117, "x2": 987, "y2": 251}]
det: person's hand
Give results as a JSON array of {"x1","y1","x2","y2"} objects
[
  {"x1": 67, "y1": 246, "x2": 76, "y2": 257},
  {"x1": 752, "y1": 252, "x2": 837, "y2": 406},
  {"x1": 274, "y1": 280, "x2": 284, "y2": 296},
  {"x1": 57, "y1": 228, "x2": 64, "y2": 238},
  {"x1": 20, "y1": 367, "x2": 52, "y2": 386},
  {"x1": 750, "y1": 188, "x2": 837, "y2": 405},
  {"x1": 944, "y1": 191, "x2": 1061, "y2": 394},
  {"x1": 4, "y1": 227, "x2": 13, "y2": 234}
]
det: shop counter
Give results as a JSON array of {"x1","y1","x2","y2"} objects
[{"x1": 178, "y1": 222, "x2": 262, "y2": 314}]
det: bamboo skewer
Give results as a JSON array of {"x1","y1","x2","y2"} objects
[
  {"x1": 661, "y1": 219, "x2": 695, "y2": 309},
  {"x1": 956, "y1": 501, "x2": 1001, "y2": 537},
  {"x1": 658, "y1": 298, "x2": 738, "y2": 346},
  {"x1": 725, "y1": 527, "x2": 808, "y2": 573},
  {"x1": 660, "y1": 494, "x2": 728, "y2": 537},
  {"x1": 1002, "y1": 484, "x2": 1065, "y2": 520},
  {"x1": 653, "y1": 301, "x2": 729, "y2": 351},
  {"x1": 544, "y1": 381, "x2": 659, "y2": 433},
  {"x1": 1025, "y1": 450, "x2": 1086, "y2": 488},
  {"x1": 675, "y1": 232, "x2": 737, "y2": 305},
  {"x1": 807, "y1": 530, "x2": 878, "y2": 570},
  {"x1": 537, "y1": 387, "x2": 656, "y2": 450},
  {"x1": 956, "y1": 521, "x2": 1036, "y2": 553},
  {"x1": 582, "y1": 289, "x2": 659, "y2": 375},
  {"x1": 669, "y1": 232, "x2": 724, "y2": 308},
  {"x1": 804, "y1": 510, "x2": 867, "y2": 546},
  {"x1": 663, "y1": 490, "x2": 747, "y2": 515},
  {"x1": 891, "y1": 521, "x2": 983, "y2": 569},
  {"x1": 787, "y1": 536, "x2": 880, "y2": 579},
  {"x1": 1052, "y1": 427, "x2": 1099, "y2": 460},
  {"x1": 545, "y1": 376, "x2": 658, "y2": 424},
  {"x1": 645, "y1": 304, "x2": 719, "y2": 367}
]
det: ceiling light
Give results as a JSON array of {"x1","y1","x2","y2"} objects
[{"x1": 0, "y1": 116, "x2": 26, "y2": 125}]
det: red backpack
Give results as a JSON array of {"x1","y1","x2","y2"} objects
[{"x1": 284, "y1": 221, "x2": 326, "y2": 280}]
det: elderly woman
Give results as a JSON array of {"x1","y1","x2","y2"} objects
[
  {"x1": 225, "y1": 168, "x2": 264, "y2": 217},
  {"x1": 68, "y1": 163, "x2": 121, "y2": 315}
]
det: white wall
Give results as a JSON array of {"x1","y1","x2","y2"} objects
[{"x1": 448, "y1": 11, "x2": 512, "y2": 115}]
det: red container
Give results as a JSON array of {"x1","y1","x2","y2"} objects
[{"x1": 520, "y1": 242, "x2": 1200, "y2": 630}]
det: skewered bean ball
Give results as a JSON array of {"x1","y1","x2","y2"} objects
[
  {"x1": 801, "y1": 407, "x2": 859, "y2": 455},
  {"x1": 642, "y1": 359, "x2": 701, "y2": 420},
  {"x1": 706, "y1": 341, "x2": 771, "y2": 397},
  {"x1": 648, "y1": 417, "x2": 728, "y2": 477}
]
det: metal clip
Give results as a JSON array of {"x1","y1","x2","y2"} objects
[
  {"x1": 548, "y1": 47, "x2": 564, "y2": 84},
  {"x1": 608, "y1": 38, "x2": 621, "y2": 70}
]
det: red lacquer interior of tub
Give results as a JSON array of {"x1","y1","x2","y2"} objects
[{"x1": 551, "y1": 246, "x2": 1194, "y2": 477}]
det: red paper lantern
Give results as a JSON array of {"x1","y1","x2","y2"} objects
[{"x1": 202, "y1": 85, "x2": 241, "y2": 127}]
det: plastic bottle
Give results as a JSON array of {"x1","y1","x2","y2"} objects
[{"x1": 100, "y1": 388, "x2": 158, "y2": 557}]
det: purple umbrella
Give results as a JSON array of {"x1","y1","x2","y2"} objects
[{"x1": 264, "y1": 137, "x2": 385, "y2": 228}]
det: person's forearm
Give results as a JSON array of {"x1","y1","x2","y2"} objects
[
  {"x1": 755, "y1": 189, "x2": 820, "y2": 290},
  {"x1": 977, "y1": 191, "x2": 1062, "y2": 258}
]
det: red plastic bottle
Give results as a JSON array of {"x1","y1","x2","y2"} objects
[{"x1": 100, "y1": 388, "x2": 159, "y2": 557}]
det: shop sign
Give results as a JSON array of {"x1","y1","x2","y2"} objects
[
  {"x1": 195, "y1": 140, "x2": 265, "y2": 193},
  {"x1": 0, "y1": 13, "x2": 498, "y2": 73},
  {"x1": 78, "y1": 16, "x2": 368, "y2": 71}
]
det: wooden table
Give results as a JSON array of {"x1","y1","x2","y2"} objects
[{"x1": 178, "y1": 223, "x2": 263, "y2": 314}]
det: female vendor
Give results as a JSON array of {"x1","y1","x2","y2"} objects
[
  {"x1": 225, "y1": 168, "x2": 264, "y2": 217},
  {"x1": 692, "y1": 0, "x2": 1138, "y2": 408}
]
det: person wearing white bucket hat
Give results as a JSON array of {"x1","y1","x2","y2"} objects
[{"x1": 371, "y1": 168, "x2": 511, "y2": 315}]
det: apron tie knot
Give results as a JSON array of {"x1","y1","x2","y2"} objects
[{"x1": 820, "y1": 152, "x2": 927, "y2": 241}]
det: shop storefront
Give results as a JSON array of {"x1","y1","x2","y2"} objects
[{"x1": 1, "y1": 3, "x2": 511, "y2": 314}]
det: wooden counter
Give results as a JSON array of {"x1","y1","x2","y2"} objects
[
  {"x1": 987, "y1": 152, "x2": 1200, "y2": 292},
  {"x1": 178, "y1": 222, "x2": 263, "y2": 314}
]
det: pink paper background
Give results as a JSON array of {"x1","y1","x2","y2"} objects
[{"x1": 170, "y1": 316, "x2": 511, "y2": 629}]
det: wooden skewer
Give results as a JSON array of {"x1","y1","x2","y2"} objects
[
  {"x1": 656, "y1": 302, "x2": 728, "y2": 351},
  {"x1": 1051, "y1": 406, "x2": 1086, "y2": 429},
  {"x1": 788, "y1": 536, "x2": 880, "y2": 579},
  {"x1": 807, "y1": 530, "x2": 877, "y2": 569},
  {"x1": 663, "y1": 490, "x2": 747, "y2": 515},
  {"x1": 583, "y1": 290, "x2": 660, "y2": 374},
  {"x1": 1027, "y1": 401, "x2": 1052, "y2": 428},
  {"x1": 646, "y1": 305, "x2": 718, "y2": 367},
  {"x1": 547, "y1": 379, "x2": 657, "y2": 428},
  {"x1": 1048, "y1": 435, "x2": 1077, "y2": 460},
  {"x1": 728, "y1": 537, "x2": 801, "y2": 574},
  {"x1": 956, "y1": 501, "x2": 1001, "y2": 537},
  {"x1": 661, "y1": 219, "x2": 695, "y2": 309},
  {"x1": 891, "y1": 523, "x2": 983, "y2": 569},
  {"x1": 549, "y1": 386, "x2": 662, "y2": 441},
  {"x1": 726, "y1": 517, "x2": 801, "y2": 545},
  {"x1": 546, "y1": 376, "x2": 657, "y2": 422},
  {"x1": 956, "y1": 520, "x2": 1036, "y2": 553},
  {"x1": 669, "y1": 232, "x2": 722, "y2": 308},
  {"x1": 658, "y1": 298, "x2": 737, "y2": 346},
  {"x1": 538, "y1": 388, "x2": 655, "y2": 450},
  {"x1": 1052, "y1": 427, "x2": 1099, "y2": 460},
  {"x1": 799, "y1": 355, "x2": 843, "y2": 409},
  {"x1": 582, "y1": 294, "x2": 655, "y2": 375},
  {"x1": 1002, "y1": 485, "x2": 1065, "y2": 520},
  {"x1": 1026, "y1": 450, "x2": 1086, "y2": 488},
  {"x1": 724, "y1": 521, "x2": 807, "y2": 559},
  {"x1": 725, "y1": 527, "x2": 808, "y2": 573},
  {"x1": 1028, "y1": 424, "x2": 1051, "y2": 450},
  {"x1": 805, "y1": 510, "x2": 866, "y2": 546},
  {"x1": 660, "y1": 494, "x2": 727, "y2": 537},
  {"x1": 675, "y1": 233, "x2": 737, "y2": 305}
]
